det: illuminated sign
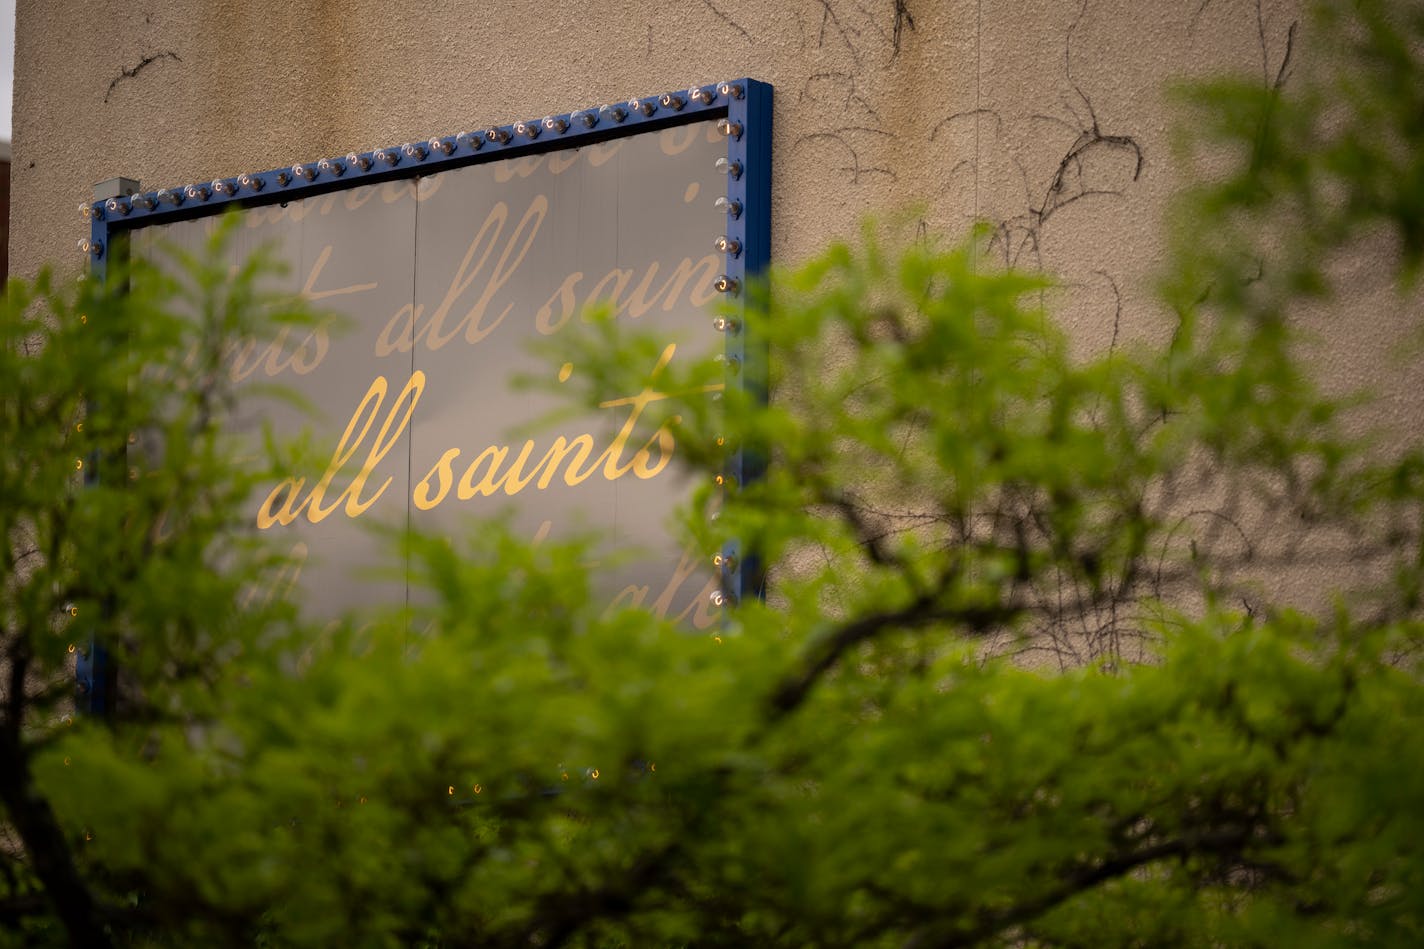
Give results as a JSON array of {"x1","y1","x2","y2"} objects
[{"x1": 85, "y1": 81, "x2": 771, "y2": 631}]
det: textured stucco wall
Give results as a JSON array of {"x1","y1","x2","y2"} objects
[{"x1": 13, "y1": 0, "x2": 1423, "y2": 632}]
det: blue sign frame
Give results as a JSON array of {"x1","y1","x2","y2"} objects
[{"x1": 79, "y1": 80, "x2": 772, "y2": 707}]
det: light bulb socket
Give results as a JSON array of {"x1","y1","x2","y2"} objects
[
  {"x1": 573, "y1": 110, "x2": 598, "y2": 129},
  {"x1": 714, "y1": 196, "x2": 742, "y2": 219},
  {"x1": 317, "y1": 157, "x2": 345, "y2": 177},
  {"x1": 658, "y1": 92, "x2": 684, "y2": 111},
  {"x1": 156, "y1": 188, "x2": 183, "y2": 207},
  {"x1": 717, "y1": 82, "x2": 744, "y2": 100},
  {"x1": 715, "y1": 157, "x2": 743, "y2": 179},
  {"x1": 542, "y1": 115, "x2": 569, "y2": 134},
  {"x1": 274, "y1": 170, "x2": 292, "y2": 187},
  {"x1": 104, "y1": 197, "x2": 131, "y2": 216},
  {"x1": 401, "y1": 142, "x2": 427, "y2": 161},
  {"x1": 717, "y1": 118, "x2": 743, "y2": 140},
  {"x1": 346, "y1": 152, "x2": 373, "y2": 172},
  {"x1": 689, "y1": 85, "x2": 716, "y2": 105},
  {"x1": 237, "y1": 173, "x2": 264, "y2": 192},
  {"x1": 428, "y1": 136, "x2": 455, "y2": 156},
  {"x1": 714, "y1": 235, "x2": 742, "y2": 256},
  {"x1": 514, "y1": 120, "x2": 540, "y2": 140},
  {"x1": 485, "y1": 127, "x2": 512, "y2": 144},
  {"x1": 291, "y1": 163, "x2": 316, "y2": 182}
]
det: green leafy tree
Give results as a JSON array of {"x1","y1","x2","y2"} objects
[{"x1": 4, "y1": 1, "x2": 1424, "y2": 945}]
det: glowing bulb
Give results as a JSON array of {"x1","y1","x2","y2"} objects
[
  {"x1": 599, "y1": 103, "x2": 626, "y2": 124},
  {"x1": 237, "y1": 173, "x2": 264, "y2": 192},
  {"x1": 717, "y1": 82, "x2": 744, "y2": 100},
  {"x1": 658, "y1": 92, "x2": 684, "y2": 111},
  {"x1": 377, "y1": 149, "x2": 400, "y2": 166},
  {"x1": 185, "y1": 184, "x2": 210, "y2": 201},
  {"x1": 131, "y1": 192, "x2": 157, "y2": 210},
  {"x1": 67, "y1": 643, "x2": 76, "y2": 654},
  {"x1": 346, "y1": 152, "x2": 372, "y2": 171},
  {"x1": 717, "y1": 118, "x2": 743, "y2": 140},
  {"x1": 573, "y1": 110, "x2": 598, "y2": 129},
  {"x1": 542, "y1": 115, "x2": 569, "y2": 134},
  {"x1": 714, "y1": 196, "x2": 742, "y2": 219},
  {"x1": 77, "y1": 239, "x2": 102, "y2": 258},
  {"x1": 590, "y1": 768, "x2": 600, "y2": 780},
  {"x1": 293, "y1": 163, "x2": 317, "y2": 181},
  {"x1": 514, "y1": 120, "x2": 539, "y2": 139},
  {"x1": 689, "y1": 85, "x2": 715, "y2": 105},
  {"x1": 79, "y1": 202, "x2": 100, "y2": 221},
  {"x1": 711, "y1": 590, "x2": 735, "y2": 607},
  {"x1": 628, "y1": 97, "x2": 656, "y2": 117},
  {"x1": 714, "y1": 235, "x2": 742, "y2": 256},
  {"x1": 401, "y1": 142, "x2": 427, "y2": 161},
  {"x1": 156, "y1": 188, "x2": 183, "y2": 206},
  {"x1": 713, "y1": 275, "x2": 740, "y2": 294},
  {"x1": 104, "y1": 196, "x2": 131, "y2": 216},
  {"x1": 447, "y1": 785, "x2": 454, "y2": 795},
  {"x1": 473, "y1": 783, "x2": 482, "y2": 795},
  {"x1": 485, "y1": 127, "x2": 512, "y2": 144},
  {"x1": 715, "y1": 157, "x2": 742, "y2": 179},
  {"x1": 428, "y1": 136, "x2": 455, "y2": 156},
  {"x1": 317, "y1": 157, "x2": 344, "y2": 177},
  {"x1": 69, "y1": 605, "x2": 78, "y2": 617},
  {"x1": 212, "y1": 179, "x2": 237, "y2": 196}
]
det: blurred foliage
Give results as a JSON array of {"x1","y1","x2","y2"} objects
[{"x1": 5, "y1": 1, "x2": 1424, "y2": 946}]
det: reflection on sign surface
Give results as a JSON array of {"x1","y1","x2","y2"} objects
[{"x1": 137, "y1": 121, "x2": 726, "y2": 628}]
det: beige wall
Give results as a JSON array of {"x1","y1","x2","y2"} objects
[{"x1": 15, "y1": 0, "x2": 1421, "y2": 631}]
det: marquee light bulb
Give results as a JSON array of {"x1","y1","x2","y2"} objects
[
  {"x1": 78, "y1": 238, "x2": 102, "y2": 258},
  {"x1": 346, "y1": 152, "x2": 372, "y2": 171},
  {"x1": 710, "y1": 590, "x2": 736, "y2": 608},
  {"x1": 291, "y1": 163, "x2": 316, "y2": 182},
  {"x1": 211, "y1": 179, "x2": 237, "y2": 196},
  {"x1": 156, "y1": 188, "x2": 183, "y2": 206},
  {"x1": 573, "y1": 110, "x2": 597, "y2": 129},
  {"x1": 714, "y1": 157, "x2": 742, "y2": 179},
  {"x1": 715, "y1": 353, "x2": 741, "y2": 374},
  {"x1": 712, "y1": 316, "x2": 740, "y2": 333},
  {"x1": 428, "y1": 136, "x2": 455, "y2": 156},
  {"x1": 714, "y1": 196, "x2": 742, "y2": 219},
  {"x1": 317, "y1": 157, "x2": 345, "y2": 177},
  {"x1": 717, "y1": 82, "x2": 744, "y2": 100},
  {"x1": 689, "y1": 85, "x2": 715, "y2": 105},
  {"x1": 713, "y1": 235, "x2": 741, "y2": 256},
  {"x1": 237, "y1": 173, "x2": 264, "y2": 192},
  {"x1": 542, "y1": 115, "x2": 568, "y2": 134},
  {"x1": 456, "y1": 132, "x2": 484, "y2": 151},
  {"x1": 713, "y1": 275, "x2": 740, "y2": 294},
  {"x1": 485, "y1": 127, "x2": 511, "y2": 144},
  {"x1": 130, "y1": 192, "x2": 156, "y2": 210},
  {"x1": 185, "y1": 184, "x2": 210, "y2": 201},
  {"x1": 514, "y1": 120, "x2": 539, "y2": 140},
  {"x1": 658, "y1": 92, "x2": 684, "y2": 112},
  {"x1": 104, "y1": 197, "x2": 130, "y2": 216},
  {"x1": 79, "y1": 202, "x2": 100, "y2": 221},
  {"x1": 401, "y1": 142, "x2": 427, "y2": 161},
  {"x1": 628, "y1": 97, "x2": 656, "y2": 117},
  {"x1": 717, "y1": 118, "x2": 743, "y2": 140},
  {"x1": 274, "y1": 170, "x2": 292, "y2": 186},
  {"x1": 599, "y1": 104, "x2": 626, "y2": 123}
]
